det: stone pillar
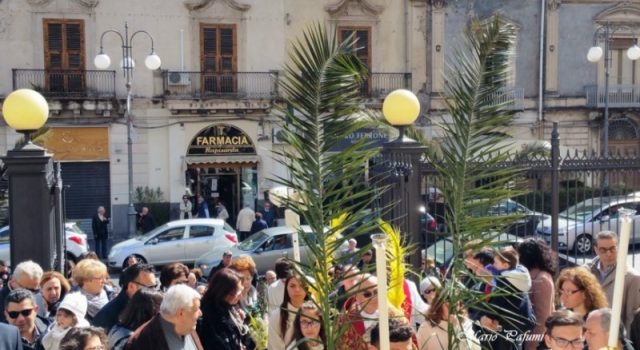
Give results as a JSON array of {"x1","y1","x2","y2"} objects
[
  {"x1": 3, "y1": 143, "x2": 56, "y2": 270},
  {"x1": 431, "y1": 1, "x2": 446, "y2": 93},
  {"x1": 545, "y1": 0, "x2": 561, "y2": 93}
]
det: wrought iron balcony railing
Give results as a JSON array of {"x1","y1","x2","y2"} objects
[
  {"x1": 12, "y1": 69, "x2": 116, "y2": 99},
  {"x1": 162, "y1": 71, "x2": 278, "y2": 99},
  {"x1": 364, "y1": 73, "x2": 412, "y2": 98},
  {"x1": 585, "y1": 84, "x2": 640, "y2": 108},
  {"x1": 485, "y1": 87, "x2": 524, "y2": 110}
]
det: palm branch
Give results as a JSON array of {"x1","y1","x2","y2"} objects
[
  {"x1": 426, "y1": 15, "x2": 527, "y2": 349},
  {"x1": 271, "y1": 23, "x2": 385, "y2": 350}
]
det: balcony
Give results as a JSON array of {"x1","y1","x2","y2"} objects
[
  {"x1": 486, "y1": 87, "x2": 524, "y2": 110},
  {"x1": 364, "y1": 73, "x2": 412, "y2": 98},
  {"x1": 162, "y1": 71, "x2": 278, "y2": 100},
  {"x1": 12, "y1": 69, "x2": 116, "y2": 99},
  {"x1": 585, "y1": 85, "x2": 640, "y2": 108}
]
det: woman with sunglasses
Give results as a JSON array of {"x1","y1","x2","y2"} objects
[
  {"x1": 59, "y1": 326, "x2": 108, "y2": 350},
  {"x1": 556, "y1": 266, "x2": 608, "y2": 320},
  {"x1": 288, "y1": 301, "x2": 325, "y2": 350},
  {"x1": 198, "y1": 268, "x2": 256, "y2": 350},
  {"x1": 268, "y1": 274, "x2": 310, "y2": 350}
]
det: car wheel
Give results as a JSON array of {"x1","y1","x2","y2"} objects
[
  {"x1": 122, "y1": 255, "x2": 147, "y2": 270},
  {"x1": 574, "y1": 234, "x2": 592, "y2": 255}
]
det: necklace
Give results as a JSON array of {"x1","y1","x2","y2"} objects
[{"x1": 229, "y1": 307, "x2": 249, "y2": 336}]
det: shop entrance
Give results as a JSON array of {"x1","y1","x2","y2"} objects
[{"x1": 186, "y1": 165, "x2": 258, "y2": 225}]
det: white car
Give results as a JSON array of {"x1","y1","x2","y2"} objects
[
  {"x1": 108, "y1": 218, "x2": 237, "y2": 270},
  {"x1": 536, "y1": 193, "x2": 640, "y2": 254},
  {"x1": 0, "y1": 222, "x2": 89, "y2": 266}
]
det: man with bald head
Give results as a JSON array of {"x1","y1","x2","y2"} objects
[{"x1": 584, "y1": 308, "x2": 634, "y2": 350}]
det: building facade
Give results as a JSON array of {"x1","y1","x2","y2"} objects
[{"x1": 0, "y1": 0, "x2": 424, "y2": 237}]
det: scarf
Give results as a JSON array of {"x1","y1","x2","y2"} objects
[
  {"x1": 41, "y1": 323, "x2": 71, "y2": 350},
  {"x1": 81, "y1": 288, "x2": 109, "y2": 317}
]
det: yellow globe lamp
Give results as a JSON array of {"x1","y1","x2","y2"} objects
[
  {"x1": 382, "y1": 89, "x2": 420, "y2": 142},
  {"x1": 2, "y1": 89, "x2": 49, "y2": 144},
  {"x1": 382, "y1": 89, "x2": 420, "y2": 126}
]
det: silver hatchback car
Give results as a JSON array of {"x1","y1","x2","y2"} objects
[
  {"x1": 108, "y1": 218, "x2": 237, "y2": 269},
  {"x1": 197, "y1": 226, "x2": 327, "y2": 277}
]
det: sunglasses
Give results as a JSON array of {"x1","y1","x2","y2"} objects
[
  {"x1": 7, "y1": 308, "x2": 33, "y2": 319},
  {"x1": 133, "y1": 281, "x2": 159, "y2": 290},
  {"x1": 362, "y1": 290, "x2": 378, "y2": 298},
  {"x1": 423, "y1": 288, "x2": 436, "y2": 295}
]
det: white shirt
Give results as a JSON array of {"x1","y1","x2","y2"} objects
[
  {"x1": 236, "y1": 207, "x2": 256, "y2": 232},
  {"x1": 268, "y1": 303, "x2": 299, "y2": 350},
  {"x1": 267, "y1": 279, "x2": 286, "y2": 313},
  {"x1": 360, "y1": 309, "x2": 379, "y2": 331}
]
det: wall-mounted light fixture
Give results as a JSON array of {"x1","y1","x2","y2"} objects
[{"x1": 435, "y1": 44, "x2": 442, "y2": 52}]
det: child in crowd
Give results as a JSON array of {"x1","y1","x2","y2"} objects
[
  {"x1": 485, "y1": 246, "x2": 519, "y2": 288},
  {"x1": 42, "y1": 292, "x2": 90, "y2": 350}
]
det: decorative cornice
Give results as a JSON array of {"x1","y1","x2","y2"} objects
[
  {"x1": 26, "y1": 0, "x2": 53, "y2": 6},
  {"x1": 430, "y1": 0, "x2": 446, "y2": 9},
  {"x1": 547, "y1": 0, "x2": 561, "y2": 11},
  {"x1": 71, "y1": 0, "x2": 98, "y2": 8},
  {"x1": 410, "y1": 0, "x2": 428, "y2": 6},
  {"x1": 595, "y1": 3, "x2": 640, "y2": 23},
  {"x1": 184, "y1": 0, "x2": 250, "y2": 12},
  {"x1": 325, "y1": 0, "x2": 384, "y2": 17}
]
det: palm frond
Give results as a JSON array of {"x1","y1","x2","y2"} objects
[{"x1": 378, "y1": 219, "x2": 407, "y2": 309}]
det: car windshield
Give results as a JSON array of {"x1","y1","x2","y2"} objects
[
  {"x1": 238, "y1": 231, "x2": 269, "y2": 251},
  {"x1": 136, "y1": 224, "x2": 170, "y2": 240},
  {"x1": 559, "y1": 198, "x2": 609, "y2": 221}
]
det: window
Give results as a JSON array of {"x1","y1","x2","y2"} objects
[
  {"x1": 155, "y1": 227, "x2": 185, "y2": 243},
  {"x1": 338, "y1": 26, "x2": 371, "y2": 94},
  {"x1": 43, "y1": 19, "x2": 85, "y2": 93},
  {"x1": 189, "y1": 225, "x2": 215, "y2": 238},
  {"x1": 0, "y1": 228, "x2": 8, "y2": 244},
  {"x1": 200, "y1": 24, "x2": 236, "y2": 94},
  {"x1": 611, "y1": 38, "x2": 640, "y2": 85}
]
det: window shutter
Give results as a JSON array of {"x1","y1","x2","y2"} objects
[
  {"x1": 200, "y1": 24, "x2": 237, "y2": 94},
  {"x1": 43, "y1": 19, "x2": 85, "y2": 93}
]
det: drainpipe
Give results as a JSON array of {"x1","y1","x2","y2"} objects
[
  {"x1": 405, "y1": 0, "x2": 409, "y2": 76},
  {"x1": 538, "y1": 0, "x2": 546, "y2": 124}
]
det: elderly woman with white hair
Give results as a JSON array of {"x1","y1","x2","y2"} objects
[
  {"x1": 126, "y1": 284, "x2": 204, "y2": 350},
  {"x1": 0, "y1": 260, "x2": 44, "y2": 323}
]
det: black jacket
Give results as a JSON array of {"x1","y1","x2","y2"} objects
[
  {"x1": 0, "y1": 284, "x2": 9, "y2": 323},
  {"x1": 197, "y1": 303, "x2": 255, "y2": 350},
  {"x1": 93, "y1": 291, "x2": 129, "y2": 332},
  {"x1": 137, "y1": 214, "x2": 156, "y2": 233},
  {"x1": 92, "y1": 214, "x2": 110, "y2": 239}
]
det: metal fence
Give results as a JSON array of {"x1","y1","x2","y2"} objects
[
  {"x1": 12, "y1": 69, "x2": 116, "y2": 99},
  {"x1": 420, "y1": 123, "x2": 640, "y2": 270},
  {"x1": 162, "y1": 71, "x2": 278, "y2": 99},
  {"x1": 364, "y1": 73, "x2": 412, "y2": 99}
]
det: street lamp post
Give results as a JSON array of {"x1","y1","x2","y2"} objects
[
  {"x1": 2, "y1": 89, "x2": 58, "y2": 269},
  {"x1": 587, "y1": 22, "x2": 640, "y2": 158},
  {"x1": 94, "y1": 23, "x2": 161, "y2": 238},
  {"x1": 381, "y1": 89, "x2": 426, "y2": 270}
]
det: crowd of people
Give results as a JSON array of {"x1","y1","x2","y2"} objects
[{"x1": 1, "y1": 228, "x2": 640, "y2": 350}]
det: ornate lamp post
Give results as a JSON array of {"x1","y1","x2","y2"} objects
[
  {"x1": 587, "y1": 22, "x2": 640, "y2": 158},
  {"x1": 2, "y1": 89, "x2": 58, "y2": 269},
  {"x1": 381, "y1": 89, "x2": 425, "y2": 270},
  {"x1": 94, "y1": 23, "x2": 161, "y2": 237}
]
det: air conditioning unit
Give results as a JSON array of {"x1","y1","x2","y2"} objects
[
  {"x1": 272, "y1": 126, "x2": 287, "y2": 145},
  {"x1": 167, "y1": 72, "x2": 191, "y2": 86}
]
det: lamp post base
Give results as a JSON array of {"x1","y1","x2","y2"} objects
[{"x1": 128, "y1": 205, "x2": 137, "y2": 238}]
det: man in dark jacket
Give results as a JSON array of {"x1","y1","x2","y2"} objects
[
  {"x1": 0, "y1": 323, "x2": 23, "y2": 350},
  {"x1": 4, "y1": 289, "x2": 47, "y2": 350},
  {"x1": 126, "y1": 284, "x2": 203, "y2": 350},
  {"x1": 250, "y1": 212, "x2": 268, "y2": 234},
  {"x1": 91, "y1": 206, "x2": 110, "y2": 259},
  {"x1": 208, "y1": 250, "x2": 233, "y2": 281},
  {"x1": 136, "y1": 207, "x2": 157, "y2": 234},
  {"x1": 259, "y1": 201, "x2": 275, "y2": 227},
  {"x1": 93, "y1": 263, "x2": 156, "y2": 332},
  {"x1": 0, "y1": 261, "x2": 43, "y2": 324}
]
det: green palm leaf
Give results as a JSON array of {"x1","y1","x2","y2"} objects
[{"x1": 272, "y1": 23, "x2": 385, "y2": 350}]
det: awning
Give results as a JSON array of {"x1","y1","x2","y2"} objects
[{"x1": 185, "y1": 155, "x2": 260, "y2": 165}]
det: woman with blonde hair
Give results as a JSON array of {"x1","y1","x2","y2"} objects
[
  {"x1": 73, "y1": 259, "x2": 111, "y2": 321},
  {"x1": 556, "y1": 266, "x2": 608, "y2": 319}
]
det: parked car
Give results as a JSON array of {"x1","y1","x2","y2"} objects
[
  {"x1": 424, "y1": 199, "x2": 545, "y2": 243},
  {"x1": 536, "y1": 193, "x2": 640, "y2": 254},
  {"x1": 108, "y1": 218, "x2": 237, "y2": 270},
  {"x1": 196, "y1": 225, "x2": 345, "y2": 277},
  {"x1": 0, "y1": 222, "x2": 89, "y2": 266}
]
